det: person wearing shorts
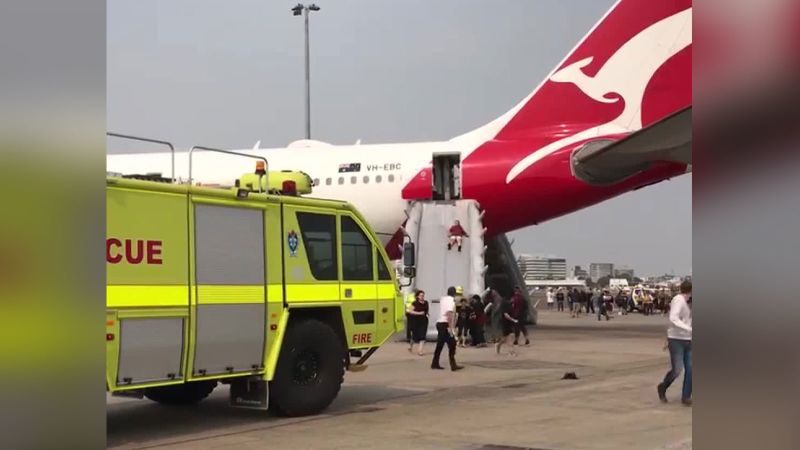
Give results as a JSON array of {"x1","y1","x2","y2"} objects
[{"x1": 495, "y1": 296, "x2": 519, "y2": 356}]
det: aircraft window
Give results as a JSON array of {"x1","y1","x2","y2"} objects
[
  {"x1": 351, "y1": 176, "x2": 357, "y2": 184},
  {"x1": 325, "y1": 178, "x2": 332, "y2": 186},
  {"x1": 313, "y1": 178, "x2": 319, "y2": 186},
  {"x1": 363, "y1": 176, "x2": 369, "y2": 184},
  {"x1": 375, "y1": 175, "x2": 382, "y2": 183},
  {"x1": 388, "y1": 174, "x2": 395, "y2": 183},
  {"x1": 338, "y1": 177, "x2": 344, "y2": 185}
]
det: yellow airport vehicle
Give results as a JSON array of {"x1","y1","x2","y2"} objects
[{"x1": 106, "y1": 144, "x2": 414, "y2": 416}]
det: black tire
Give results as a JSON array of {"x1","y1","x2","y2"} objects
[
  {"x1": 269, "y1": 319, "x2": 345, "y2": 417},
  {"x1": 144, "y1": 380, "x2": 217, "y2": 405}
]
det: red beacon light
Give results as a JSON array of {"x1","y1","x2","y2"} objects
[{"x1": 282, "y1": 180, "x2": 298, "y2": 196}]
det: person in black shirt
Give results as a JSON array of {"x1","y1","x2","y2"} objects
[
  {"x1": 406, "y1": 290, "x2": 429, "y2": 356},
  {"x1": 468, "y1": 294, "x2": 487, "y2": 347},
  {"x1": 495, "y1": 296, "x2": 519, "y2": 356},
  {"x1": 598, "y1": 289, "x2": 613, "y2": 321},
  {"x1": 556, "y1": 289, "x2": 565, "y2": 312},
  {"x1": 511, "y1": 286, "x2": 530, "y2": 346},
  {"x1": 616, "y1": 290, "x2": 629, "y2": 315},
  {"x1": 455, "y1": 297, "x2": 472, "y2": 347},
  {"x1": 570, "y1": 288, "x2": 583, "y2": 318},
  {"x1": 585, "y1": 289, "x2": 595, "y2": 314}
]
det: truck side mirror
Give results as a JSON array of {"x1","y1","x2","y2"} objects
[{"x1": 402, "y1": 242, "x2": 415, "y2": 268}]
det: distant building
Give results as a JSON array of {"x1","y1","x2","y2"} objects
[
  {"x1": 589, "y1": 263, "x2": 614, "y2": 280},
  {"x1": 572, "y1": 265, "x2": 588, "y2": 280},
  {"x1": 517, "y1": 254, "x2": 567, "y2": 281},
  {"x1": 614, "y1": 266, "x2": 635, "y2": 278}
]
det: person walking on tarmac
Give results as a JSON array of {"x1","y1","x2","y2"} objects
[
  {"x1": 447, "y1": 220, "x2": 469, "y2": 252},
  {"x1": 510, "y1": 286, "x2": 530, "y2": 346},
  {"x1": 570, "y1": 288, "x2": 583, "y2": 318},
  {"x1": 585, "y1": 289, "x2": 596, "y2": 314},
  {"x1": 404, "y1": 291, "x2": 415, "y2": 342},
  {"x1": 406, "y1": 290, "x2": 429, "y2": 356},
  {"x1": 643, "y1": 290, "x2": 655, "y2": 316},
  {"x1": 598, "y1": 289, "x2": 613, "y2": 321},
  {"x1": 455, "y1": 296, "x2": 472, "y2": 347},
  {"x1": 431, "y1": 286, "x2": 465, "y2": 371},
  {"x1": 616, "y1": 289, "x2": 630, "y2": 315},
  {"x1": 556, "y1": 288, "x2": 566, "y2": 312},
  {"x1": 657, "y1": 280, "x2": 693, "y2": 406},
  {"x1": 483, "y1": 288, "x2": 503, "y2": 343},
  {"x1": 495, "y1": 295, "x2": 519, "y2": 356}
]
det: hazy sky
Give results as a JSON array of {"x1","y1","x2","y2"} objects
[{"x1": 107, "y1": 0, "x2": 692, "y2": 277}]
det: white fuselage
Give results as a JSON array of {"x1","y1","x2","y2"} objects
[
  {"x1": 107, "y1": 140, "x2": 454, "y2": 241},
  {"x1": 107, "y1": 1, "x2": 693, "y2": 248}
]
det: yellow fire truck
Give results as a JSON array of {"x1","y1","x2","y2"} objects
[{"x1": 106, "y1": 146, "x2": 414, "y2": 416}]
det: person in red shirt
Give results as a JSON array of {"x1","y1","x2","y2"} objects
[{"x1": 447, "y1": 220, "x2": 469, "y2": 252}]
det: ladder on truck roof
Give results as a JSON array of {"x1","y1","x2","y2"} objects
[
  {"x1": 107, "y1": 132, "x2": 269, "y2": 191},
  {"x1": 107, "y1": 132, "x2": 176, "y2": 182}
]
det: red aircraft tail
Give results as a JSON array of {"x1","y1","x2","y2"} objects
[{"x1": 455, "y1": 0, "x2": 692, "y2": 158}]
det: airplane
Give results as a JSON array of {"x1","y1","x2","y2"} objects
[{"x1": 108, "y1": 0, "x2": 692, "y2": 263}]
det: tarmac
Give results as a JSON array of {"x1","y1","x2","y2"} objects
[{"x1": 107, "y1": 310, "x2": 692, "y2": 450}]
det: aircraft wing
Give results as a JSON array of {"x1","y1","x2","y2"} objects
[{"x1": 571, "y1": 107, "x2": 691, "y2": 185}]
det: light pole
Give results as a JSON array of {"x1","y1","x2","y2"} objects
[{"x1": 292, "y1": 3, "x2": 320, "y2": 140}]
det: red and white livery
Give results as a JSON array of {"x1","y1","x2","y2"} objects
[{"x1": 108, "y1": 0, "x2": 692, "y2": 259}]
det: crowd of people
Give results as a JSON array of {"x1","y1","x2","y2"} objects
[
  {"x1": 544, "y1": 286, "x2": 675, "y2": 320},
  {"x1": 405, "y1": 285, "x2": 534, "y2": 369},
  {"x1": 543, "y1": 281, "x2": 693, "y2": 406},
  {"x1": 404, "y1": 280, "x2": 692, "y2": 406}
]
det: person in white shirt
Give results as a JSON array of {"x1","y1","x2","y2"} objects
[
  {"x1": 430, "y1": 286, "x2": 464, "y2": 371},
  {"x1": 657, "y1": 280, "x2": 692, "y2": 406},
  {"x1": 546, "y1": 288, "x2": 554, "y2": 310}
]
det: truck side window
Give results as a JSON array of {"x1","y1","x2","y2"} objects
[
  {"x1": 376, "y1": 251, "x2": 391, "y2": 281},
  {"x1": 296, "y1": 212, "x2": 338, "y2": 281},
  {"x1": 341, "y1": 216, "x2": 373, "y2": 281}
]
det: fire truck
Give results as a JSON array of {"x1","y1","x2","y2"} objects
[{"x1": 106, "y1": 143, "x2": 414, "y2": 416}]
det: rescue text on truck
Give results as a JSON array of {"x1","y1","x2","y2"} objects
[{"x1": 106, "y1": 140, "x2": 416, "y2": 416}]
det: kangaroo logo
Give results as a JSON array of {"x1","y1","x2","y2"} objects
[{"x1": 505, "y1": 7, "x2": 692, "y2": 184}]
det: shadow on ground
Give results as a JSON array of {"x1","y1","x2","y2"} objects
[{"x1": 107, "y1": 384, "x2": 425, "y2": 448}]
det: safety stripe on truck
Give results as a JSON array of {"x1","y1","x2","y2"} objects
[
  {"x1": 108, "y1": 283, "x2": 395, "y2": 307},
  {"x1": 377, "y1": 284, "x2": 395, "y2": 298},
  {"x1": 285, "y1": 283, "x2": 339, "y2": 302},
  {"x1": 195, "y1": 285, "x2": 265, "y2": 304},
  {"x1": 107, "y1": 285, "x2": 189, "y2": 308}
]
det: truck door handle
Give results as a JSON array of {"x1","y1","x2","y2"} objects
[{"x1": 344, "y1": 288, "x2": 352, "y2": 298}]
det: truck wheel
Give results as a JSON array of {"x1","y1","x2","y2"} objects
[
  {"x1": 270, "y1": 319, "x2": 344, "y2": 417},
  {"x1": 144, "y1": 381, "x2": 217, "y2": 405}
]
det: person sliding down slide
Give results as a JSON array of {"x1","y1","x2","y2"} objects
[{"x1": 447, "y1": 220, "x2": 469, "y2": 252}]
